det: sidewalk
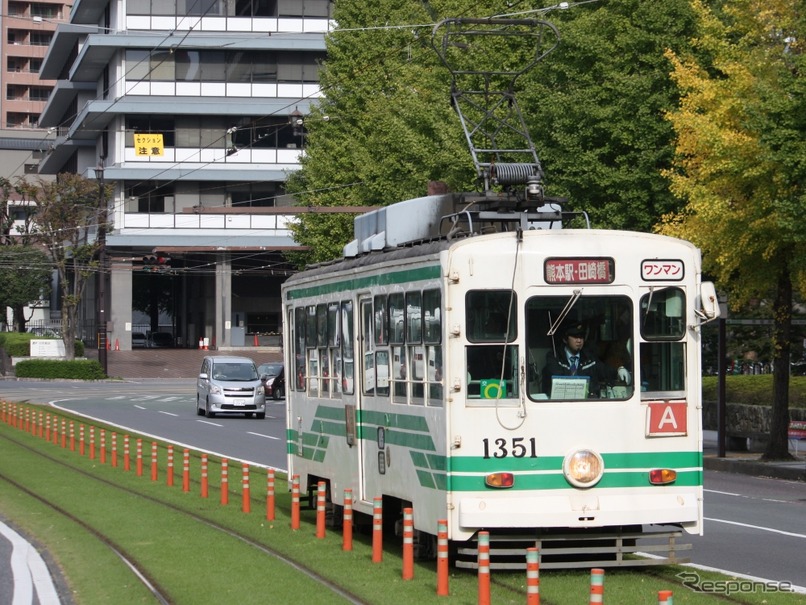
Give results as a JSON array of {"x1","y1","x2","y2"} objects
[{"x1": 703, "y1": 430, "x2": 806, "y2": 482}]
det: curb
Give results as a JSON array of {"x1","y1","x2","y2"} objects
[{"x1": 704, "y1": 456, "x2": 806, "y2": 482}]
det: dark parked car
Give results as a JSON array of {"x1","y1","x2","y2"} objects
[
  {"x1": 148, "y1": 332, "x2": 174, "y2": 348},
  {"x1": 258, "y1": 363, "x2": 285, "y2": 399}
]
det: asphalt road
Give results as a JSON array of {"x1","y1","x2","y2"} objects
[{"x1": 2, "y1": 379, "x2": 805, "y2": 596}]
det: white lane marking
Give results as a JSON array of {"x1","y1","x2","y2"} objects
[
  {"x1": 705, "y1": 517, "x2": 806, "y2": 539},
  {"x1": 197, "y1": 420, "x2": 223, "y2": 427},
  {"x1": 158, "y1": 411, "x2": 178, "y2": 417},
  {"x1": 47, "y1": 401, "x2": 288, "y2": 473},
  {"x1": 247, "y1": 432, "x2": 280, "y2": 440},
  {"x1": 0, "y1": 520, "x2": 61, "y2": 605},
  {"x1": 704, "y1": 488, "x2": 741, "y2": 497},
  {"x1": 706, "y1": 488, "x2": 799, "y2": 504},
  {"x1": 134, "y1": 405, "x2": 146, "y2": 410}
]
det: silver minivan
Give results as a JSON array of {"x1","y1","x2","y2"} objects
[{"x1": 196, "y1": 356, "x2": 266, "y2": 419}]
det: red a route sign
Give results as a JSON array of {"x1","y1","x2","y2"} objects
[{"x1": 646, "y1": 402, "x2": 688, "y2": 436}]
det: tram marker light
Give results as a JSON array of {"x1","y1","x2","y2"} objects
[
  {"x1": 485, "y1": 472, "x2": 514, "y2": 488},
  {"x1": 649, "y1": 469, "x2": 677, "y2": 485}
]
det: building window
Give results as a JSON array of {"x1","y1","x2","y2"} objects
[
  {"x1": 30, "y1": 86, "x2": 51, "y2": 102},
  {"x1": 125, "y1": 49, "x2": 321, "y2": 84},
  {"x1": 125, "y1": 182, "x2": 175, "y2": 214},
  {"x1": 31, "y1": 3, "x2": 60, "y2": 18},
  {"x1": 126, "y1": 117, "x2": 175, "y2": 147},
  {"x1": 30, "y1": 32, "x2": 53, "y2": 47}
]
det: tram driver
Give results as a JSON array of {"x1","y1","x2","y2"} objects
[{"x1": 543, "y1": 321, "x2": 631, "y2": 399}]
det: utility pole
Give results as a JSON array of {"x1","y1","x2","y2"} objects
[{"x1": 95, "y1": 157, "x2": 108, "y2": 376}]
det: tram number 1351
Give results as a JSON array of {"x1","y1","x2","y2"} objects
[{"x1": 482, "y1": 437, "x2": 538, "y2": 459}]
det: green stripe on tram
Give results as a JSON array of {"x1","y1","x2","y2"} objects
[
  {"x1": 287, "y1": 406, "x2": 702, "y2": 491},
  {"x1": 286, "y1": 265, "x2": 442, "y2": 299}
]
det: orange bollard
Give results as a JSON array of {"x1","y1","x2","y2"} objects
[
  {"x1": 151, "y1": 442, "x2": 158, "y2": 481},
  {"x1": 526, "y1": 547, "x2": 540, "y2": 604},
  {"x1": 589, "y1": 568, "x2": 604, "y2": 605},
  {"x1": 111, "y1": 432, "x2": 118, "y2": 467},
  {"x1": 45, "y1": 414, "x2": 51, "y2": 442},
  {"x1": 402, "y1": 507, "x2": 414, "y2": 580},
  {"x1": 342, "y1": 488, "x2": 353, "y2": 551},
  {"x1": 242, "y1": 464, "x2": 251, "y2": 513},
  {"x1": 266, "y1": 469, "x2": 275, "y2": 521},
  {"x1": 478, "y1": 531, "x2": 491, "y2": 605},
  {"x1": 290, "y1": 474, "x2": 300, "y2": 530},
  {"x1": 372, "y1": 497, "x2": 383, "y2": 563},
  {"x1": 220, "y1": 458, "x2": 229, "y2": 505},
  {"x1": 200, "y1": 454, "x2": 208, "y2": 497},
  {"x1": 89, "y1": 426, "x2": 95, "y2": 460},
  {"x1": 114, "y1": 338, "x2": 119, "y2": 351},
  {"x1": 100, "y1": 430, "x2": 106, "y2": 464},
  {"x1": 437, "y1": 519, "x2": 449, "y2": 596},
  {"x1": 124, "y1": 435, "x2": 131, "y2": 471},
  {"x1": 79, "y1": 425, "x2": 85, "y2": 456},
  {"x1": 61, "y1": 419, "x2": 67, "y2": 448},
  {"x1": 70, "y1": 422, "x2": 75, "y2": 451},
  {"x1": 658, "y1": 590, "x2": 674, "y2": 604},
  {"x1": 38, "y1": 411, "x2": 44, "y2": 438},
  {"x1": 166, "y1": 445, "x2": 174, "y2": 487},
  {"x1": 136, "y1": 438, "x2": 143, "y2": 476},
  {"x1": 315, "y1": 481, "x2": 326, "y2": 538},
  {"x1": 183, "y1": 449, "x2": 190, "y2": 492}
]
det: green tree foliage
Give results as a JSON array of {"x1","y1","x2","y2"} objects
[
  {"x1": 0, "y1": 245, "x2": 52, "y2": 331},
  {"x1": 522, "y1": 0, "x2": 700, "y2": 230},
  {"x1": 24, "y1": 174, "x2": 108, "y2": 360},
  {"x1": 661, "y1": 0, "x2": 805, "y2": 459},
  {"x1": 287, "y1": 0, "x2": 703, "y2": 264}
]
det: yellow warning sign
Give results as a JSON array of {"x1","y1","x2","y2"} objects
[{"x1": 134, "y1": 133, "x2": 164, "y2": 156}]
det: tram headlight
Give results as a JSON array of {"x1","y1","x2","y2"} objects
[{"x1": 563, "y1": 449, "x2": 604, "y2": 488}]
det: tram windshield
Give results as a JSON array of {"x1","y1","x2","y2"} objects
[{"x1": 525, "y1": 295, "x2": 634, "y2": 400}]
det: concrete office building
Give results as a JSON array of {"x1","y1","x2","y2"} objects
[{"x1": 37, "y1": 0, "x2": 331, "y2": 349}]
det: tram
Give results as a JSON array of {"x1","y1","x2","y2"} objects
[
  {"x1": 282, "y1": 192, "x2": 719, "y2": 566},
  {"x1": 281, "y1": 17, "x2": 720, "y2": 567}
]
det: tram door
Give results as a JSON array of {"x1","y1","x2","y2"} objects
[{"x1": 358, "y1": 295, "x2": 390, "y2": 503}]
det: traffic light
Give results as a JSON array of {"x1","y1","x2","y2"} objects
[{"x1": 141, "y1": 255, "x2": 171, "y2": 273}]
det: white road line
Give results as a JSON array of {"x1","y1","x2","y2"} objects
[
  {"x1": 158, "y1": 411, "x2": 178, "y2": 417},
  {"x1": 134, "y1": 405, "x2": 146, "y2": 410},
  {"x1": 247, "y1": 432, "x2": 280, "y2": 440},
  {"x1": 0, "y1": 520, "x2": 61, "y2": 605},
  {"x1": 705, "y1": 517, "x2": 806, "y2": 539},
  {"x1": 704, "y1": 488, "x2": 742, "y2": 497},
  {"x1": 197, "y1": 420, "x2": 223, "y2": 427}
]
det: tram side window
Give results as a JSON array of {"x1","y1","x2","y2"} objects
[
  {"x1": 294, "y1": 307, "x2": 306, "y2": 391},
  {"x1": 466, "y1": 290, "x2": 518, "y2": 399},
  {"x1": 525, "y1": 295, "x2": 633, "y2": 400},
  {"x1": 327, "y1": 302, "x2": 342, "y2": 396},
  {"x1": 342, "y1": 300, "x2": 355, "y2": 394},
  {"x1": 424, "y1": 290, "x2": 443, "y2": 406},
  {"x1": 639, "y1": 288, "x2": 686, "y2": 394},
  {"x1": 362, "y1": 298, "x2": 390, "y2": 396},
  {"x1": 390, "y1": 292, "x2": 407, "y2": 403}
]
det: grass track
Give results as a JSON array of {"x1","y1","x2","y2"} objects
[{"x1": 1, "y1": 403, "x2": 805, "y2": 605}]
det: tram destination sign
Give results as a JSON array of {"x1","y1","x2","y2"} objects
[{"x1": 544, "y1": 258, "x2": 614, "y2": 284}]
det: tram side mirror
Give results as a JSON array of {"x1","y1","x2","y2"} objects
[{"x1": 696, "y1": 282, "x2": 720, "y2": 322}]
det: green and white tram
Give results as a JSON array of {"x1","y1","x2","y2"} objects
[{"x1": 282, "y1": 193, "x2": 720, "y2": 567}]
